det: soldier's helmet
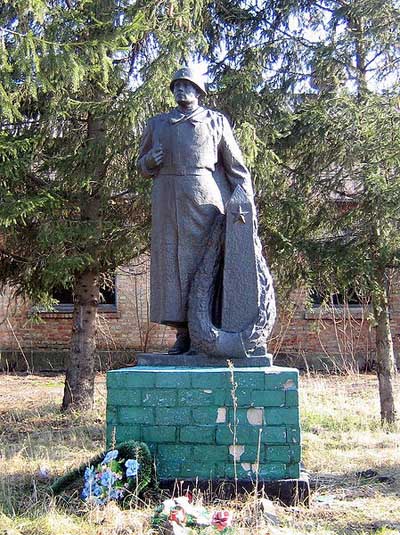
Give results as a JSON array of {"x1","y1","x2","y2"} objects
[{"x1": 170, "y1": 67, "x2": 207, "y2": 96}]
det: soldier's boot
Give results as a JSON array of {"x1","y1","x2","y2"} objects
[{"x1": 168, "y1": 326, "x2": 191, "y2": 355}]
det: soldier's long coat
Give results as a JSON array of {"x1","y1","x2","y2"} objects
[{"x1": 137, "y1": 106, "x2": 253, "y2": 325}]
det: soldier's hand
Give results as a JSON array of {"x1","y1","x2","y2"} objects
[{"x1": 146, "y1": 145, "x2": 164, "y2": 168}]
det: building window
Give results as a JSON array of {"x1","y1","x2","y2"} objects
[
  {"x1": 51, "y1": 281, "x2": 117, "y2": 313},
  {"x1": 305, "y1": 287, "x2": 369, "y2": 320},
  {"x1": 310, "y1": 288, "x2": 365, "y2": 308}
]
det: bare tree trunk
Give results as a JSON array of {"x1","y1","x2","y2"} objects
[
  {"x1": 348, "y1": 13, "x2": 368, "y2": 101},
  {"x1": 62, "y1": 270, "x2": 100, "y2": 410},
  {"x1": 373, "y1": 273, "x2": 398, "y2": 424},
  {"x1": 62, "y1": 107, "x2": 104, "y2": 410}
]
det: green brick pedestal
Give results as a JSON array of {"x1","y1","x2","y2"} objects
[{"x1": 106, "y1": 366, "x2": 301, "y2": 483}]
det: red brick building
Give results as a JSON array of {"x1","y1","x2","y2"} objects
[{"x1": 1, "y1": 257, "x2": 399, "y2": 371}]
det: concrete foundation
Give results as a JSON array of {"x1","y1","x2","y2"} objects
[{"x1": 106, "y1": 365, "x2": 301, "y2": 483}]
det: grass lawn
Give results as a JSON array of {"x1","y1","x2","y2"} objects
[{"x1": 0, "y1": 372, "x2": 399, "y2": 534}]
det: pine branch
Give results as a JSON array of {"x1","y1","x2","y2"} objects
[
  {"x1": 26, "y1": 173, "x2": 77, "y2": 202},
  {"x1": 313, "y1": 2, "x2": 335, "y2": 13},
  {"x1": 110, "y1": 189, "x2": 132, "y2": 200},
  {"x1": 0, "y1": 248, "x2": 28, "y2": 264}
]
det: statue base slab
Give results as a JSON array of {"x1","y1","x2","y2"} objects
[
  {"x1": 158, "y1": 474, "x2": 310, "y2": 506},
  {"x1": 106, "y1": 365, "x2": 302, "y2": 492},
  {"x1": 134, "y1": 351, "x2": 272, "y2": 367}
]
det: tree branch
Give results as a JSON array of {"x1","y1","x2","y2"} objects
[
  {"x1": 314, "y1": 3, "x2": 335, "y2": 13},
  {"x1": 0, "y1": 247, "x2": 28, "y2": 263}
]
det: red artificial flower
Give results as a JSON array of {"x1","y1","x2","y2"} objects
[
  {"x1": 211, "y1": 510, "x2": 232, "y2": 531},
  {"x1": 169, "y1": 507, "x2": 186, "y2": 524},
  {"x1": 184, "y1": 490, "x2": 193, "y2": 503}
]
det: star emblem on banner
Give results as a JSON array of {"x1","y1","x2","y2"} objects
[{"x1": 232, "y1": 205, "x2": 249, "y2": 224}]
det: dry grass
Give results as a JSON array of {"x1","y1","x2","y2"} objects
[{"x1": 0, "y1": 371, "x2": 399, "y2": 534}]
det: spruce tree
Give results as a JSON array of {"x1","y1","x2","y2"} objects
[
  {"x1": 205, "y1": 0, "x2": 400, "y2": 423},
  {"x1": 0, "y1": 0, "x2": 208, "y2": 409}
]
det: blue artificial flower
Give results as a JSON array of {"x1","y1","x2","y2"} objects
[
  {"x1": 108, "y1": 488, "x2": 118, "y2": 500},
  {"x1": 102, "y1": 449, "x2": 119, "y2": 464},
  {"x1": 100, "y1": 468, "x2": 117, "y2": 487},
  {"x1": 81, "y1": 480, "x2": 102, "y2": 500},
  {"x1": 92, "y1": 483, "x2": 103, "y2": 496},
  {"x1": 84, "y1": 466, "x2": 96, "y2": 483},
  {"x1": 108, "y1": 488, "x2": 125, "y2": 501},
  {"x1": 125, "y1": 459, "x2": 140, "y2": 477}
]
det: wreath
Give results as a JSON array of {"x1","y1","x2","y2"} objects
[{"x1": 51, "y1": 440, "x2": 154, "y2": 504}]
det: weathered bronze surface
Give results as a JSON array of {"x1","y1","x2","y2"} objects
[{"x1": 137, "y1": 67, "x2": 276, "y2": 360}]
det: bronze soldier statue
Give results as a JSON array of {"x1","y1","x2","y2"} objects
[{"x1": 137, "y1": 67, "x2": 258, "y2": 355}]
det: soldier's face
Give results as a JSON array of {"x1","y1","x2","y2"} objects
[{"x1": 173, "y1": 80, "x2": 199, "y2": 106}]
